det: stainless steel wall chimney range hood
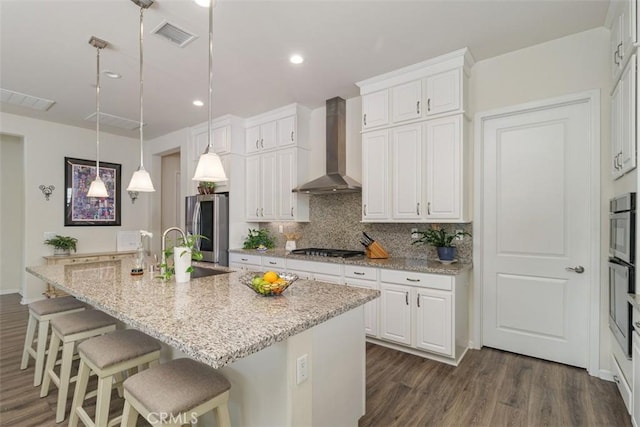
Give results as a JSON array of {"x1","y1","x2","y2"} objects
[{"x1": 292, "y1": 97, "x2": 362, "y2": 194}]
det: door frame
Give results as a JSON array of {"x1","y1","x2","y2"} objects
[{"x1": 472, "y1": 90, "x2": 601, "y2": 375}]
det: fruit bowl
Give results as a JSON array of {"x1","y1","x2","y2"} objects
[{"x1": 241, "y1": 271, "x2": 298, "y2": 296}]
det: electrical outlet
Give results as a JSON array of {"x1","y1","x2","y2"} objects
[
  {"x1": 278, "y1": 224, "x2": 284, "y2": 233},
  {"x1": 411, "y1": 228, "x2": 419, "y2": 239},
  {"x1": 455, "y1": 229, "x2": 464, "y2": 240},
  {"x1": 296, "y1": 354, "x2": 308, "y2": 385},
  {"x1": 44, "y1": 232, "x2": 56, "y2": 241}
]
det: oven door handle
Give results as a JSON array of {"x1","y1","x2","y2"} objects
[{"x1": 565, "y1": 265, "x2": 585, "y2": 274}]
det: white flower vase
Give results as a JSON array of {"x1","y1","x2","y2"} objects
[{"x1": 173, "y1": 246, "x2": 192, "y2": 283}]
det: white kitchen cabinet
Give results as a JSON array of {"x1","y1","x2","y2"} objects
[
  {"x1": 245, "y1": 152, "x2": 276, "y2": 220},
  {"x1": 612, "y1": 55, "x2": 636, "y2": 179},
  {"x1": 192, "y1": 123, "x2": 232, "y2": 158},
  {"x1": 392, "y1": 80, "x2": 422, "y2": 123},
  {"x1": 425, "y1": 115, "x2": 463, "y2": 220},
  {"x1": 344, "y1": 265, "x2": 379, "y2": 338},
  {"x1": 229, "y1": 253, "x2": 262, "y2": 270},
  {"x1": 276, "y1": 115, "x2": 297, "y2": 148},
  {"x1": 632, "y1": 330, "x2": 640, "y2": 425},
  {"x1": 362, "y1": 130, "x2": 390, "y2": 220},
  {"x1": 286, "y1": 258, "x2": 343, "y2": 284},
  {"x1": 391, "y1": 123, "x2": 422, "y2": 220},
  {"x1": 425, "y1": 68, "x2": 461, "y2": 116},
  {"x1": 415, "y1": 288, "x2": 452, "y2": 355},
  {"x1": 379, "y1": 282, "x2": 412, "y2": 345},
  {"x1": 610, "y1": 0, "x2": 637, "y2": 83},
  {"x1": 245, "y1": 155, "x2": 260, "y2": 221},
  {"x1": 276, "y1": 148, "x2": 309, "y2": 221},
  {"x1": 362, "y1": 90, "x2": 389, "y2": 129},
  {"x1": 245, "y1": 121, "x2": 277, "y2": 154}
]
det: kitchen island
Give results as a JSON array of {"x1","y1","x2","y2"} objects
[{"x1": 26, "y1": 259, "x2": 379, "y2": 426}]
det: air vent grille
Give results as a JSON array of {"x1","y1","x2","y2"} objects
[
  {"x1": 151, "y1": 20, "x2": 198, "y2": 48},
  {"x1": 1, "y1": 88, "x2": 55, "y2": 111},
  {"x1": 85, "y1": 112, "x2": 141, "y2": 131}
]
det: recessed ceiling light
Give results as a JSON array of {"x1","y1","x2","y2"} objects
[
  {"x1": 102, "y1": 70, "x2": 121, "y2": 79},
  {"x1": 194, "y1": 0, "x2": 209, "y2": 7},
  {"x1": 193, "y1": 100, "x2": 204, "y2": 107},
  {"x1": 289, "y1": 54, "x2": 304, "y2": 65}
]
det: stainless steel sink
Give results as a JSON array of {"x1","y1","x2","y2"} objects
[{"x1": 190, "y1": 266, "x2": 232, "y2": 279}]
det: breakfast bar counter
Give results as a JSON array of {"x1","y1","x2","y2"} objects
[{"x1": 27, "y1": 259, "x2": 379, "y2": 426}]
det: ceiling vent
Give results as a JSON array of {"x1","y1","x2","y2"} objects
[
  {"x1": 151, "y1": 20, "x2": 198, "y2": 48},
  {"x1": 85, "y1": 112, "x2": 141, "y2": 131},
  {"x1": 1, "y1": 88, "x2": 55, "y2": 111}
]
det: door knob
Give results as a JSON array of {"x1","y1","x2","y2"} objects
[{"x1": 565, "y1": 266, "x2": 585, "y2": 274}]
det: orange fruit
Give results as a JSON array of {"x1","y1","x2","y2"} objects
[{"x1": 263, "y1": 271, "x2": 279, "y2": 283}]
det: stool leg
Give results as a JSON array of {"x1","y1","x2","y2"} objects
[
  {"x1": 216, "y1": 392, "x2": 232, "y2": 427},
  {"x1": 120, "y1": 400, "x2": 138, "y2": 427},
  {"x1": 33, "y1": 319, "x2": 50, "y2": 386},
  {"x1": 40, "y1": 332, "x2": 61, "y2": 397},
  {"x1": 94, "y1": 375, "x2": 113, "y2": 427},
  {"x1": 20, "y1": 313, "x2": 36, "y2": 370},
  {"x1": 55, "y1": 340, "x2": 75, "y2": 423},
  {"x1": 68, "y1": 359, "x2": 91, "y2": 427}
]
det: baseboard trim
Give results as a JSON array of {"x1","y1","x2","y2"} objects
[
  {"x1": 0, "y1": 289, "x2": 21, "y2": 296},
  {"x1": 20, "y1": 296, "x2": 45, "y2": 305},
  {"x1": 599, "y1": 369, "x2": 615, "y2": 382}
]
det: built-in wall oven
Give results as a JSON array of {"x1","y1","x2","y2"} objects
[{"x1": 609, "y1": 193, "x2": 636, "y2": 358}]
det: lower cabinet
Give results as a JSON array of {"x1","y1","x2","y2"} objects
[
  {"x1": 286, "y1": 258, "x2": 343, "y2": 284},
  {"x1": 229, "y1": 253, "x2": 262, "y2": 270},
  {"x1": 379, "y1": 283, "x2": 412, "y2": 345},
  {"x1": 415, "y1": 288, "x2": 452, "y2": 355},
  {"x1": 633, "y1": 330, "x2": 640, "y2": 424}
]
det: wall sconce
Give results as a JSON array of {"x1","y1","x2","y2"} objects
[
  {"x1": 128, "y1": 190, "x2": 139, "y2": 204},
  {"x1": 39, "y1": 185, "x2": 55, "y2": 201}
]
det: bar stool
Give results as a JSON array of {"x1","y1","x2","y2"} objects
[
  {"x1": 40, "y1": 310, "x2": 117, "y2": 423},
  {"x1": 20, "y1": 296, "x2": 86, "y2": 386},
  {"x1": 68, "y1": 329, "x2": 161, "y2": 427},
  {"x1": 121, "y1": 358, "x2": 232, "y2": 427}
]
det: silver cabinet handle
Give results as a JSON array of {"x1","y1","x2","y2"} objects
[
  {"x1": 417, "y1": 293, "x2": 420, "y2": 308},
  {"x1": 614, "y1": 375, "x2": 620, "y2": 384},
  {"x1": 269, "y1": 261, "x2": 277, "y2": 265},
  {"x1": 255, "y1": 139, "x2": 259, "y2": 149},
  {"x1": 635, "y1": 321, "x2": 640, "y2": 329},
  {"x1": 405, "y1": 292, "x2": 409, "y2": 305},
  {"x1": 354, "y1": 271, "x2": 365, "y2": 276},
  {"x1": 241, "y1": 258, "x2": 248, "y2": 261},
  {"x1": 406, "y1": 278, "x2": 420, "y2": 282},
  {"x1": 614, "y1": 49, "x2": 620, "y2": 66},
  {"x1": 290, "y1": 131, "x2": 294, "y2": 142},
  {"x1": 260, "y1": 138, "x2": 264, "y2": 149},
  {"x1": 363, "y1": 114, "x2": 367, "y2": 126},
  {"x1": 255, "y1": 208, "x2": 259, "y2": 217},
  {"x1": 416, "y1": 101, "x2": 420, "y2": 114},
  {"x1": 363, "y1": 204, "x2": 367, "y2": 216},
  {"x1": 290, "y1": 207, "x2": 294, "y2": 217},
  {"x1": 565, "y1": 266, "x2": 584, "y2": 274},
  {"x1": 260, "y1": 208, "x2": 264, "y2": 217},
  {"x1": 427, "y1": 202, "x2": 431, "y2": 215},
  {"x1": 427, "y1": 98, "x2": 431, "y2": 112},
  {"x1": 618, "y1": 42, "x2": 623, "y2": 60},
  {"x1": 416, "y1": 202, "x2": 420, "y2": 215}
]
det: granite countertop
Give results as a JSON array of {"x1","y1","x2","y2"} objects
[
  {"x1": 26, "y1": 259, "x2": 378, "y2": 369},
  {"x1": 628, "y1": 293, "x2": 640, "y2": 311},
  {"x1": 229, "y1": 248, "x2": 471, "y2": 275}
]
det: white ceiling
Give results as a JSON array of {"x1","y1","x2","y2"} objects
[{"x1": 0, "y1": 0, "x2": 610, "y2": 140}]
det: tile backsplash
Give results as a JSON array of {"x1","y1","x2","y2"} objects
[{"x1": 260, "y1": 193, "x2": 472, "y2": 264}]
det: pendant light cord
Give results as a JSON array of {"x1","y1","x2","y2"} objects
[
  {"x1": 138, "y1": 7, "x2": 145, "y2": 169},
  {"x1": 206, "y1": 0, "x2": 214, "y2": 154},
  {"x1": 96, "y1": 45, "x2": 101, "y2": 175}
]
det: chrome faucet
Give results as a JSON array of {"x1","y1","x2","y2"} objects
[{"x1": 160, "y1": 227, "x2": 187, "y2": 277}]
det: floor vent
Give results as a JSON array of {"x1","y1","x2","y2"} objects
[
  {"x1": 1, "y1": 88, "x2": 55, "y2": 111},
  {"x1": 85, "y1": 112, "x2": 141, "y2": 131},
  {"x1": 151, "y1": 20, "x2": 198, "y2": 48}
]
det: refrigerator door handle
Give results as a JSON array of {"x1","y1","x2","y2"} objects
[
  {"x1": 213, "y1": 196, "x2": 220, "y2": 263},
  {"x1": 193, "y1": 200, "x2": 202, "y2": 250}
]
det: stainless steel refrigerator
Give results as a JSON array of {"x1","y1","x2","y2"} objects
[{"x1": 185, "y1": 193, "x2": 229, "y2": 266}]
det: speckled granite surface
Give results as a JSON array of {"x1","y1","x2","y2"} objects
[
  {"x1": 628, "y1": 294, "x2": 640, "y2": 311},
  {"x1": 230, "y1": 248, "x2": 471, "y2": 275},
  {"x1": 26, "y1": 259, "x2": 378, "y2": 369}
]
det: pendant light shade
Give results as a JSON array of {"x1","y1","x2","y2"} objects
[
  {"x1": 87, "y1": 36, "x2": 109, "y2": 198},
  {"x1": 127, "y1": 0, "x2": 155, "y2": 193},
  {"x1": 192, "y1": 0, "x2": 228, "y2": 183}
]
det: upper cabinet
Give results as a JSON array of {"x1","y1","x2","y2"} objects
[
  {"x1": 357, "y1": 48, "x2": 473, "y2": 223},
  {"x1": 610, "y1": 0, "x2": 637, "y2": 84}
]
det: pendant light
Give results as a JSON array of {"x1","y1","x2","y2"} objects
[
  {"x1": 127, "y1": 0, "x2": 155, "y2": 192},
  {"x1": 192, "y1": 0, "x2": 228, "y2": 183},
  {"x1": 87, "y1": 36, "x2": 109, "y2": 198}
]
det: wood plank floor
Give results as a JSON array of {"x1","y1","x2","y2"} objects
[{"x1": 0, "y1": 293, "x2": 631, "y2": 426}]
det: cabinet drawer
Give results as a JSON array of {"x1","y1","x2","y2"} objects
[
  {"x1": 229, "y1": 253, "x2": 261, "y2": 266},
  {"x1": 612, "y1": 353, "x2": 632, "y2": 413},
  {"x1": 344, "y1": 265, "x2": 378, "y2": 281},
  {"x1": 262, "y1": 256, "x2": 285, "y2": 269},
  {"x1": 380, "y1": 269, "x2": 452, "y2": 291},
  {"x1": 286, "y1": 259, "x2": 342, "y2": 276}
]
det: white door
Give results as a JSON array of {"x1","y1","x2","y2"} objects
[
  {"x1": 245, "y1": 155, "x2": 260, "y2": 220},
  {"x1": 260, "y1": 152, "x2": 277, "y2": 220},
  {"x1": 416, "y1": 288, "x2": 452, "y2": 356},
  {"x1": 362, "y1": 130, "x2": 390, "y2": 220},
  {"x1": 260, "y1": 121, "x2": 277, "y2": 151},
  {"x1": 276, "y1": 148, "x2": 295, "y2": 220},
  {"x1": 481, "y1": 98, "x2": 592, "y2": 368},
  {"x1": 379, "y1": 283, "x2": 412, "y2": 345},
  {"x1": 277, "y1": 116, "x2": 296, "y2": 148},
  {"x1": 392, "y1": 80, "x2": 422, "y2": 123},
  {"x1": 392, "y1": 124, "x2": 422, "y2": 220},
  {"x1": 425, "y1": 68, "x2": 460, "y2": 116},
  {"x1": 362, "y1": 90, "x2": 389, "y2": 129}
]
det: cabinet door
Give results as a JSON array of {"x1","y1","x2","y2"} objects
[
  {"x1": 261, "y1": 121, "x2": 277, "y2": 151},
  {"x1": 277, "y1": 148, "x2": 296, "y2": 219},
  {"x1": 619, "y1": 55, "x2": 636, "y2": 176},
  {"x1": 192, "y1": 124, "x2": 209, "y2": 161},
  {"x1": 379, "y1": 283, "x2": 412, "y2": 345},
  {"x1": 362, "y1": 130, "x2": 390, "y2": 220},
  {"x1": 214, "y1": 154, "x2": 230, "y2": 192},
  {"x1": 612, "y1": 14, "x2": 624, "y2": 83},
  {"x1": 212, "y1": 125, "x2": 230, "y2": 154},
  {"x1": 344, "y1": 277, "x2": 379, "y2": 338},
  {"x1": 425, "y1": 68, "x2": 461, "y2": 116},
  {"x1": 245, "y1": 155, "x2": 261, "y2": 220},
  {"x1": 277, "y1": 116, "x2": 296, "y2": 148},
  {"x1": 392, "y1": 124, "x2": 422, "y2": 220},
  {"x1": 425, "y1": 116, "x2": 461, "y2": 220},
  {"x1": 620, "y1": 0, "x2": 636, "y2": 68},
  {"x1": 362, "y1": 90, "x2": 389, "y2": 129},
  {"x1": 415, "y1": 288, "x2": 452, "y2": 355},
  {"x1": 612, "y1": 77, "x2": 623, "y2": 178},
  {"x1": 246, "y1": 125, "x2": 261, "y2": 154},
  {"x1": 633, "y1": 330, "x2": 640, "y2": 425},
  {"x1": 392, "y1": 80, "x2": 422, "y2": 123},
  {"x1": 260, "y1": 151, "x2": 277, "y2": 219},
  {"x1": 314, "y1": 273, "x2": 343, "y2": 285}
]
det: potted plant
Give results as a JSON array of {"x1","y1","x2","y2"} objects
[
  {"x1": 243, "y1": 228, "x2": 275, "y2": 251},
  {"x1": 159, "y1": 234, "x2": 206, "y2": 282},
  {"x1": 44, "y1": 235, "x2": 78, "y2": 256},
  {"x1": 197, "y1": 181, "x2": 216, "y2": 195},
  {"x1": 412, "y1": 226, "x2": 471, "y2": 261}
]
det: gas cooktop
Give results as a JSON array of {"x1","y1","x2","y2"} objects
[{"x1": 290, "y1": 248, "x2": 365, "y2": 258}]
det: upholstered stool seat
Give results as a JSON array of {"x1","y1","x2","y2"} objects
[
  {"x1": 121, "y1": 358, "x2": 232, "y2": 427},
  {"x1": 40, "y1": 309, "x2": 117, "y2": 423},
  {"x1": 21, "y1": 296, "x2": 86, "y2": 386},
  {"x1": 69, "y1": 329, "x2": 161, "y2": 427}
]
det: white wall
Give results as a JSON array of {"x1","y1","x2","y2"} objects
[
  {"x1": 0, "y1": 133, "x2": 24, "y2": 294},
  {"x1": 0, "y1": 112, "x2": 149, "y2": 302},
  {"x1": 470, "y1": 27, "x2": 615, "y2": 373}
]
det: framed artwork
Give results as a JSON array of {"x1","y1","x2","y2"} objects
[{"x1": 64, "y1": 157, "x2": 121, "y2": 226}]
